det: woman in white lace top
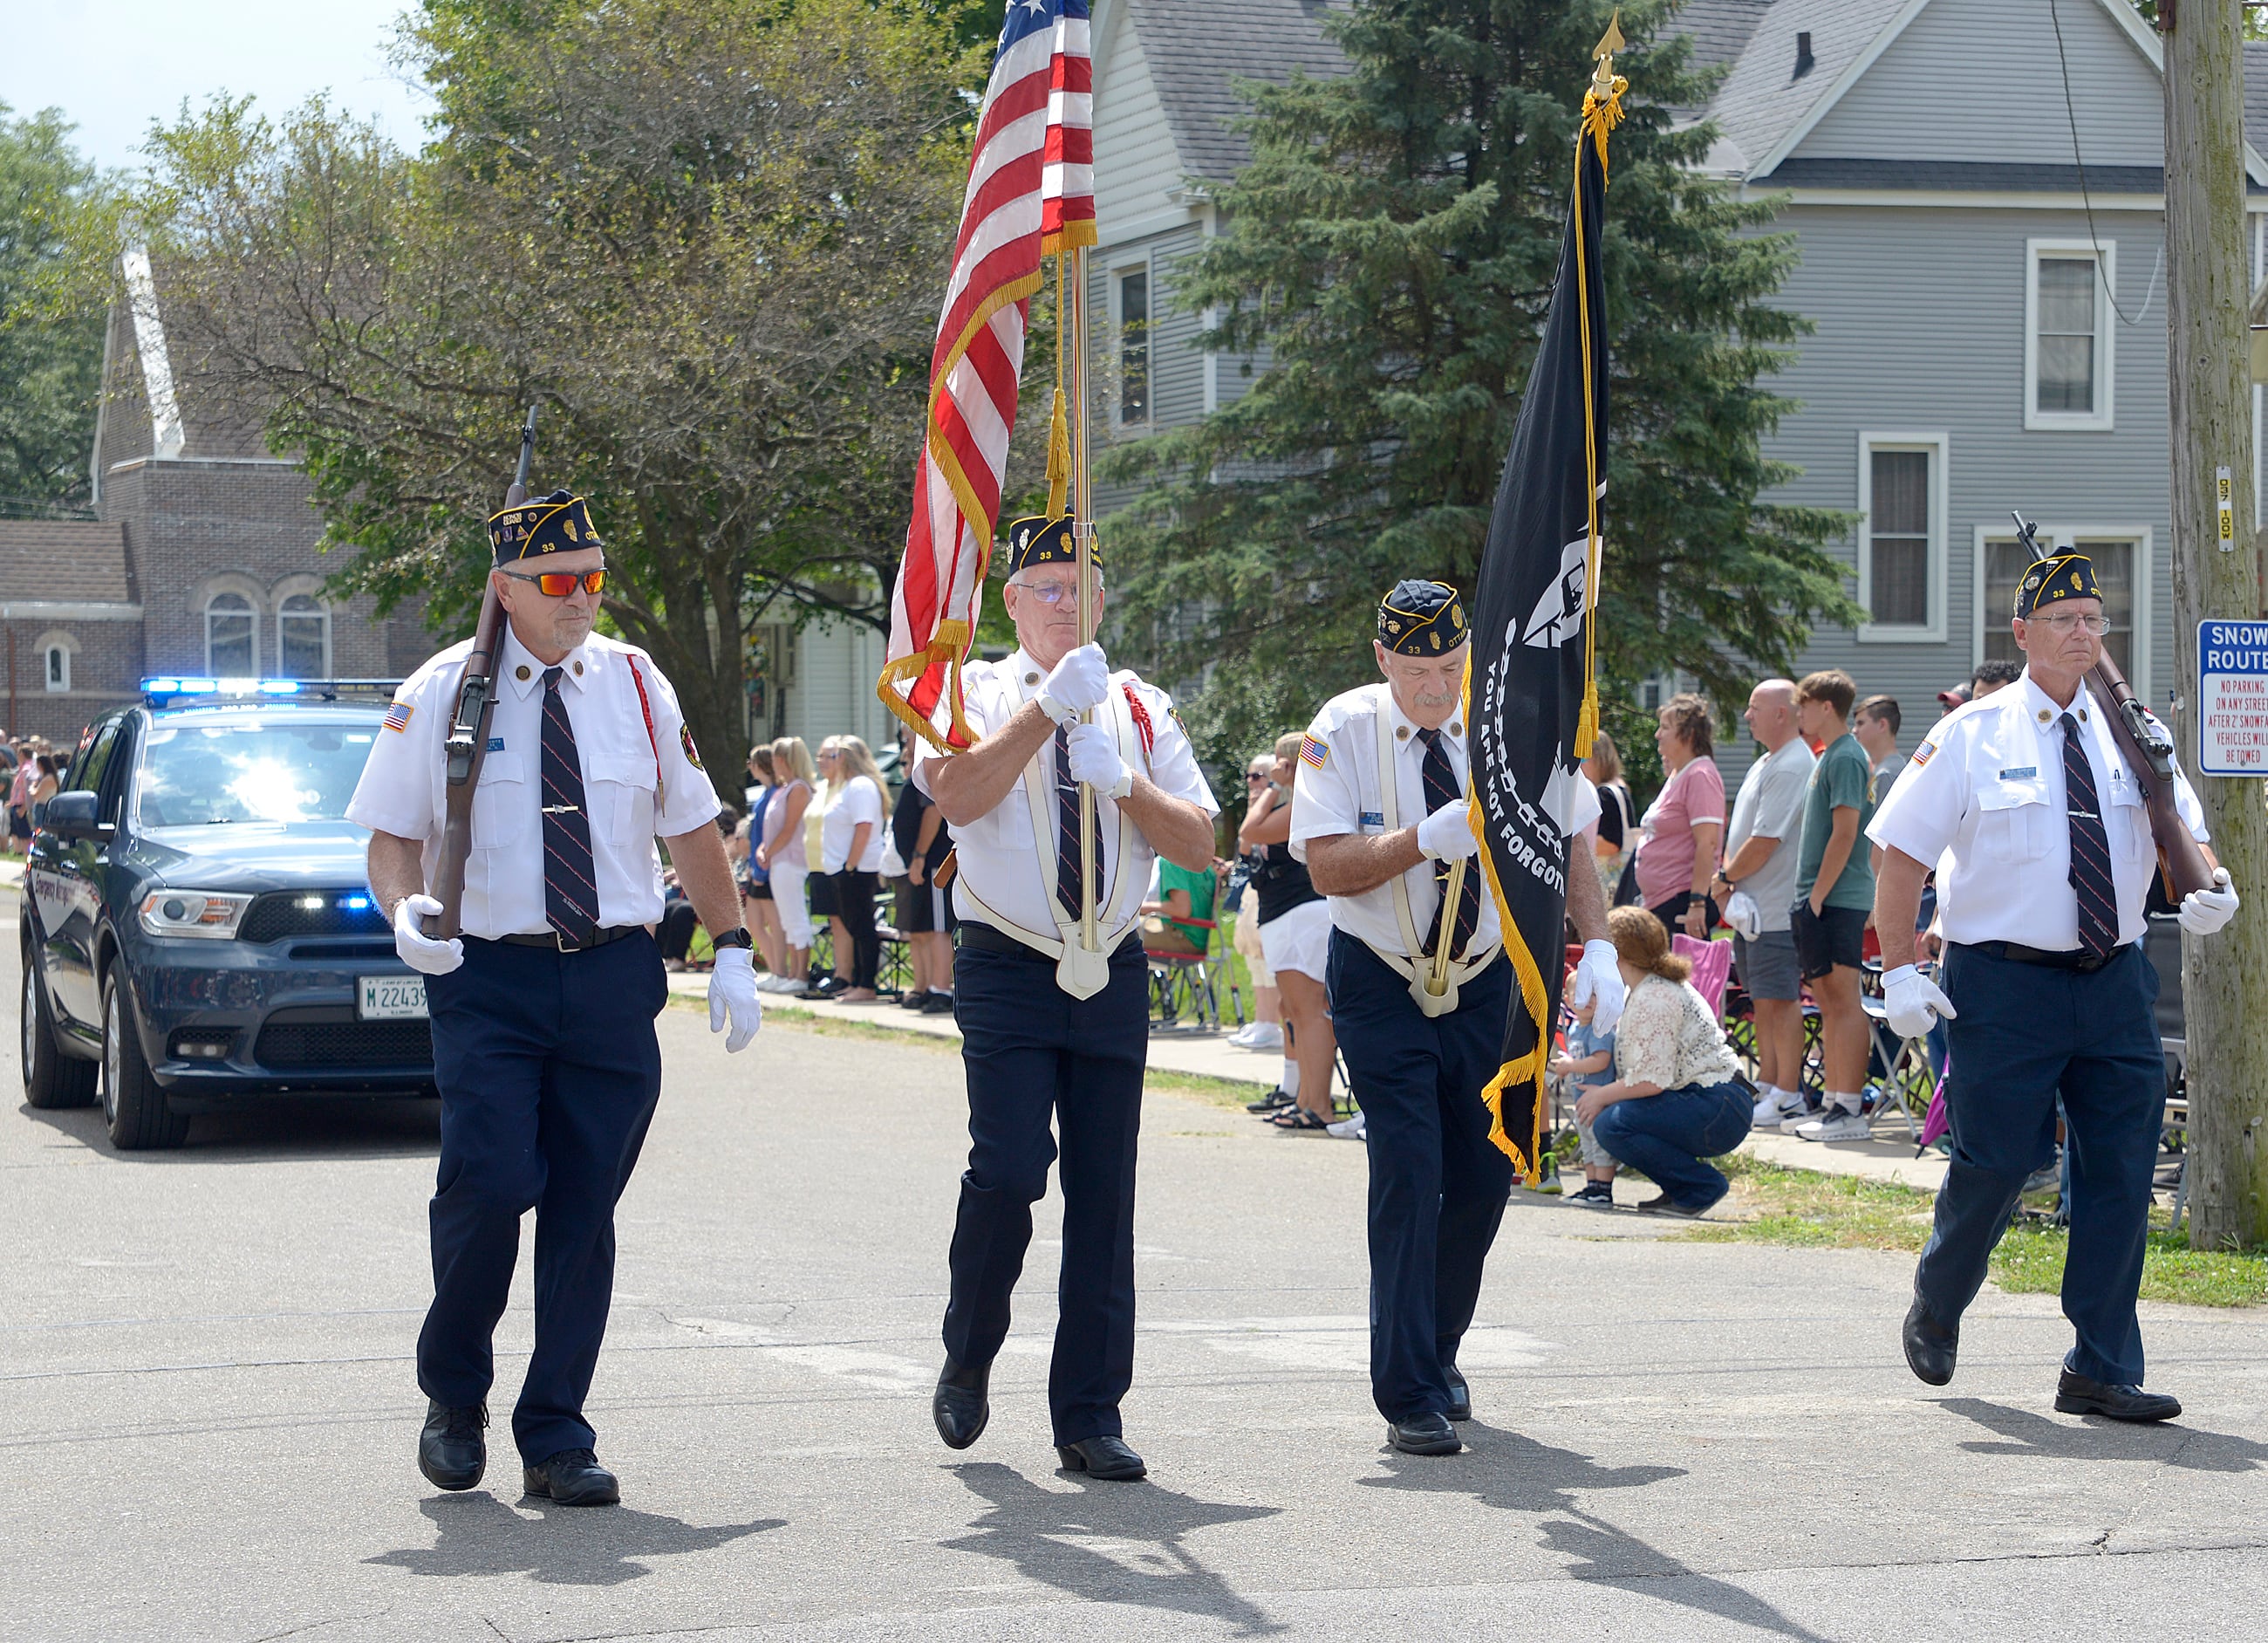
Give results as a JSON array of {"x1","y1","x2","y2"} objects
[{"x1": 1571, "y1": 907, "x2": 1751, "y2": 1216}]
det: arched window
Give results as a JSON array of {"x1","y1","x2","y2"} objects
[
  {"x1": 277, "y1": 593, "x2": 330, "y2": 679},
  {"x1": 43, "y1": 641, "x2": 69, "y2": 693},
  {"x1": 206, "y1": 592, "x2": 256, "y2": 674}
]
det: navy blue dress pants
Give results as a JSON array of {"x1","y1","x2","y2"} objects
[
  {"x1": 1326, "y1": 930, "x2": 1515, "y2": 1423},
  {"x1": 1916, "y1": 941, "x2": 2165, "y2": 1386},
  {"x1": 944, "y1": 937, "x2": 1148, "y2": 1446},
  {"x1": 420, "y1": 931, "x2": 666, "y2": 1463}
]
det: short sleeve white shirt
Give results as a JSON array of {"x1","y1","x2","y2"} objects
[
  {"x1": 345, "y1": 626, "x2": 721, "y2": 937},
  {"x1": 1288, "y1": 682, "x2": 1598, "y2": 958},
  {"x1": 1866, "y1": 667, "x2": 2207, "y2": 950},
  {"x1": 911, "y1": 650, "x2": 1218, "y2": 940},
  {"x1": 820, "y1": 775, "x2": 886, "y2": 873}
]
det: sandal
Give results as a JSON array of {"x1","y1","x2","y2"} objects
[{"x1": 1269, "y1": 1106, "x2": 1333, "y2": 1132}]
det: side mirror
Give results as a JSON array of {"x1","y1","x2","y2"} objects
[{"x1": 41, "y1": 791, "x2": 106, "y2": 841}]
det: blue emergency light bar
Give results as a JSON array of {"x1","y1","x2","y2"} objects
[{"x1": 140, "y1": 677, "x2": 402, "y2": 708}]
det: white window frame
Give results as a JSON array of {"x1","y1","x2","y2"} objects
[
  {"x1": 39, "y1": 638, "x2": 71, "y2": 694},
  {"x1": 204, "y1": 592, "x2": 258, "y2": 676},
  {"x1": 1855, "y1": 430, "x2": 1949, "y2": 643},
  {"x1": 1109, "y1": 254, "x2": 1154, "y2": 430},
  {"x1": 1971, "y1": 523, "x2": 2152, "y2": 693},
  {"x1": 2025, "y1": 238, "x2": 2116, "y2": 432},
  {"x1": 275, "y1": 593, "x2": 331, "y2": 679}
]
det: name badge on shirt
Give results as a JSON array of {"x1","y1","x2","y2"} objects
[
  {"x1": 1998, "y1": 766, "x2": 2036, "y2": 781},
  {"x1": 1360, "y1": 811, "x2": 1385, "y2": 829},
  {"x1": 488, "y1": 736, "x2": 506, "y2": 752}
]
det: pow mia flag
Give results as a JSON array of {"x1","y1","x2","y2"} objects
[{"x1": 1466, "y1": 73, "x2": 1620, "y2": 1179}]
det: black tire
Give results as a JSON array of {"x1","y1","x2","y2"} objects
[
  {"x1": 102, "y1": 969, "x2": 188, "y2": 1150},
  {"x1": 21, "y1": 944, "x2": 98, "y2": 1110}
]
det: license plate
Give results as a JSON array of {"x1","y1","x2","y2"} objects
[{"x1": 358, "y1": 976, "x2": 430, "y2": 1021}]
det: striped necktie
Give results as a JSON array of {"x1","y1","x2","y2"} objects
[
  {"x1": 2060, "y1": 712, "x2": 2117, "y2": 958},
  {"x1": 1054, "y1": 720, "x2": 1083, "y2": 919},
  {"x1": 540, "y1": 666, "x2": 599, "y2": 947},
  {"x1": 1415, "y1": 726, "x2": 1480, "y2": 960}
]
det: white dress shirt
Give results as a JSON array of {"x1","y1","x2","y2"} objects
[
  {"x1": 1866, "y1": 667, "x2": 2208, "y2": 950},
  {"x1": 1288, "y1": 681, "x2": 1600, "y2": 958},
  {"x1": 347, "y1": 626, "x2": 721, "y2": 938},
  {"x1": 820, "y1": 775, "x2": 886, "y2": 873},
  {"x1": 911, "y1": 649, "x2": 1217, "y2": 943}
]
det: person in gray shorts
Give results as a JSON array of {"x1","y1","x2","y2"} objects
[{"x1": 1714, "y1": 679, "x2": 1815, "y2": 1126}]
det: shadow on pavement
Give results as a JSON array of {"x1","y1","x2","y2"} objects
[
  {"x1": 1363, "y1": 1422, "x2": 1830, "y2": 1643},
  {"x1": 365, "y1": 1491, "x2": 783, "y2": 1586},
  {"x1": 1938, "y1": 1398, "x2": 2268, "y2": 1471},
  {"x1": 942, "y1": 1460, "x2": 1288, "y2": 1637},
  {"x1": 16, "y1": 1094, "x2": 439, "y2": 1162}
]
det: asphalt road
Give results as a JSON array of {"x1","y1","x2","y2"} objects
[{"x1": 4, "y1": 933, "x2": 2266, "y2": 1641}]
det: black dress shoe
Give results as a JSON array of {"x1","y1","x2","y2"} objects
[
  {"x1": 933, "y1": 1358, "x2": 991, "y2": 1450},
  {"x1": 2055, "y1": 1370, "x2": 2182, "y2": 1423},
  {"x1": 418, "y1": 1399, "x2": 487, "y2": 1491},
  {"x1": 1903, "y1": 1295, "x2": 1958, "y2": 1386},
  {"x1": 1056, "y1": 1435, "x2": 1147, "y2": 1480},
  {"x1": 1388, "y1": 1412, "x2": 1461, "y2": 1455},
  {"x1": 523, "y1": 1448, "x2": 620, "y2": 1506},
  {"x1": 1443, "y1": 1364, "x2": 1472, "y2": 1423}
]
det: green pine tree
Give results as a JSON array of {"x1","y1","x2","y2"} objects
[{"x1": 1100, "y1": 0, "x2": 1856, "y2": 763}]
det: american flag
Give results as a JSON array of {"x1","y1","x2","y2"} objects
[{"x1": 879, "y1": 0, "x2": 1096, "y2": 748}]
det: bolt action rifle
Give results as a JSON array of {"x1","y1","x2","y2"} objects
[
  {"x1": 2012, "y1": 510, "x2": 2215, "y2": 902},
  {"x1": 423, "y1": 405, "x2": 536, "y2": 938}
]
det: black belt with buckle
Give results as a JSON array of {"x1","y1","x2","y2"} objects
[
  {"x1": 1966, "y1": 939, "x2": 2126, "y2": 975},
  {"x1": 483, "y1": 926, "x2": 638, "y2": 954},
  {"x1": 956, "y1": 921, "x2": 1142, "y2": 961}
]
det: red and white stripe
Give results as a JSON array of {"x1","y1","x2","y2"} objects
[{"x1": 881, "y1": 3, "x2": 1095, "y2": 747}]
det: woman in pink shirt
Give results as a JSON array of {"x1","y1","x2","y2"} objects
[{"x1": 1634, "y1": 694, "x2": 1725, "y2": 941}]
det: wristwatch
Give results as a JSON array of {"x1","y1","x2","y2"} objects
[{"x1": 712, "y1": 928, "x2": 754, "y2": 951}]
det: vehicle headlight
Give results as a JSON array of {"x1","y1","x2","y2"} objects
[{"x1": 138, "y1": 891, "x2": 256, "y2": 940}]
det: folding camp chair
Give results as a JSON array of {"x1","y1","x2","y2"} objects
[{"x1": 1147, "y1": 916, "x2": 1225, "y2": 1033}]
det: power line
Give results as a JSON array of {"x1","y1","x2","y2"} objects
[{"x1": 2047, "y1": 0, "x2": 2158, "y2": 327}]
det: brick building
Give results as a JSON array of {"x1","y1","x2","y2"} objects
[{"x1": 0, "y1": 250, "x2": 438, "y2": 746}]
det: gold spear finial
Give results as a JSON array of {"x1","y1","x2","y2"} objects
[{"x1": 1592, "y1": 10, "x2": 1626, "y2": 95}]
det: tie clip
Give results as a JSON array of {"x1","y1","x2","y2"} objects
[{"x1": 542, "y1": 804, "x2": 583, "y2": 815}]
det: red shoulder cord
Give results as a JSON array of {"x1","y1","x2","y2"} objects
[
  {"x1": 1122, "y1": 682, "x2": 1157, "y2": 762},
  {"x1": 625, "y1": 654, "x2": 663, "y2": 789}
]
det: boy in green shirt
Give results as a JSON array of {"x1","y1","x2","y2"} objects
[
  {"x1": 1786, "y1": 668, "x2": 1878, "y2": 1141},
  {"x1": 1144, "y1": 858, "x2": 1218, "y2": 957}
]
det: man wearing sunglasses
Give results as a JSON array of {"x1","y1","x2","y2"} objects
[
  {"x1": 912, "y1": 514, "x2": 1218, "y2": 1482},
  {"x1": 1870, "y1": 550, "x2": 2237, "y2": 1422},
  {"x1": 350, "y1": 488, "x2": 763, "y2": 1506}
]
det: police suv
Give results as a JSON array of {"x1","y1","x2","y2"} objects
[{"x1": 19, "y1": 679, "x2": 435, "y2": 1149}]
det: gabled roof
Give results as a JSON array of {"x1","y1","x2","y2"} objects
[
  {"x1": 0, "y1": 521, "x2": 135, "y2": 605},
  {"x1": 1654, "y1": 0, "x2": 1778, "y2": 124},
  {"x1": 1692, "y1": 0, "x2": 1916, "y2": 181},
  {"x1": 1120, "y1": 0, "x2": 1349, "y2": 184}
]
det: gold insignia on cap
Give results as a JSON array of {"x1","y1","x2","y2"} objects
[
  {"x1": 1428, "y1": 632, "x2": 1441, "y2": 651},
  {"x1": 516, "y1": 665, "x2": 531, "y2": 681},
  {"x1": 1387, "y1": 620, "x2": 1402, "y2": 634},
  {"x1": 1450, "y1": 605, "x2": 1463, "y2": 626}
]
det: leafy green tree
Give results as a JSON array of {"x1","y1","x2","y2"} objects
[
  {"x1": 0, "y1": 106, "x2": 107, "y2": 513},
  {"x1": 1100, "y1": 0, "x2": 1856, "y2": 762}
]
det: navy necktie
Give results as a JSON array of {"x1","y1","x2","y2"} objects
[
  {"x1": 2060, "y1": 712, "x2": 2117, "y2": 958},
  {"x1": 540, "y1": 666, "x2": 598, "y2": 946},
  {"x1": 1415, "y1": 726, "x2": 1480, "y2": 960},
  {"x1": 1054, "y1": 720, "x2": 1083, "y2": 918}
]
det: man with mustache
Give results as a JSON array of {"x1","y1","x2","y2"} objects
[{"x1": 1290, "y1": 580, "x2": 1623, "y2": 1455}]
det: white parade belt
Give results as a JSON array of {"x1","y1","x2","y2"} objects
[
  {"x1": 956, "y1": 678, "x2": 1148, "y2": 1001},
  {"x1": 1367, "y1": 700, "x2": 1496, "y2": 1017}
]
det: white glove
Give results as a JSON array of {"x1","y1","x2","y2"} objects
[
  {"x1": 1723, "y1": 889, "x2": 1760, "y2": 941},
  {"x1": 393, "y1": 893, "x2": 464, "y2": 976},
  {"x1": 2179, "y1": 867, "x2": 2240, "y2": 936},
  {"x1": 1036, "y1": 642, "x2": 1110, "y2": 725},
  {"x1": 1064, "y1": 721, "x2": 1133, "y2": 799},
  {"x1": 1570, "y1": 939, "x2": 1628, "y2": 1034},
  {"x1": 1416, "y1": 799, "x2": 1478, "y2": 861},
  {"x1": 1882, "y1": 963, "x2": 1957, "y2": 1040},
  {"x1": 708, "y1": 944, "x2": 763, "y2": 1051}
]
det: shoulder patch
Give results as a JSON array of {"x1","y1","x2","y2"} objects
[
  {"x1": 1910, "y1": 740, "x2": 1934, "y2": 768},
  {"x1": 385, "y1": 701, "x2": 414, "y2": 734},
  {"x1": 680, "y1": 723, "x2": 705, "y2": 770},
  {"x1": 1300, "y1": 734, "x2": 1329, "y2": 770}
]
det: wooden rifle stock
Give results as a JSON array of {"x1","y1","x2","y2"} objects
[
  {"x1": 422, "y1": 405, "x2": 537, "y2": 939},
  {"x1": 2087, "y1": 650, "x2": 2215, "y2": 903}
]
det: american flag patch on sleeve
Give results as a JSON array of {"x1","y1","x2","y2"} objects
[
  {"x1": 1299, "y1": 734, "x2": 1329, "y2": 770},
  {"x1": 1910, "y1": 739, "x2": 1934, "y2": 768},
  {"x1": 384, "y1": 701, "x2": 414, "y2": 734}
]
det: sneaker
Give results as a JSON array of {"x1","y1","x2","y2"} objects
[
  {"x1": 1230, "y1": 1022, "x2": 1283, "y2": 1051},
  {"x1": 1750, "y1": 1092, "x2": 1785, "y2": 1126},
  {"x1": 1325, "y1": 1110, "x2": 1367, "y2": 1140},
  {"x1": 1777, "y1": 1102, "x2": 1824, "y2": 1134},
  {"x1": 1245, "y1": 1087, "x2": 1295, "y2": 1114},
  {"x1": 1797, "y1": 1106, "x2": 1872, "y2": 1143},
  {"x1": 2021, "y1": 1159, "x2": 2061, "y2": 1196},
  {"x1": 1563, "y1": 1181, "x2": 1616, "y2": 1209}
]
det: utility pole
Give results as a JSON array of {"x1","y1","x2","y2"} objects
[{"x1": 2162, "y1": 0, "x2": 2268, "y2": 1249}]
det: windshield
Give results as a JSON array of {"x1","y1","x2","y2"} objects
[{"x1": 136, "y1": 718, "x2": 379, "y2": 826}]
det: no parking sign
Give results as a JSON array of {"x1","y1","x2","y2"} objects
[{"x1": 2197, "y1": 620, "x2": 2268, "y2": 775}]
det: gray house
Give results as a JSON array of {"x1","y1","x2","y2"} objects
[{"x1": 1085, "y1": 0, "x2": 2268, "y2": 776}]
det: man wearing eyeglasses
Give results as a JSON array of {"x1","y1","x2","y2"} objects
[
  {"x1": 350, "y1": 489, "x2": 764, "y2": 1506},
  {"x1": 912, "y1": 513, "x2": 1218, "y2": 1483},
  {"x1": 1869, "y1": 551, "x2": 2237, "y2": 1423}
]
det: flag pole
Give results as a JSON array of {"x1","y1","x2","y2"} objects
[{"x1": 1068, "y1": 243, "x2": 1101, "y2": 953}]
